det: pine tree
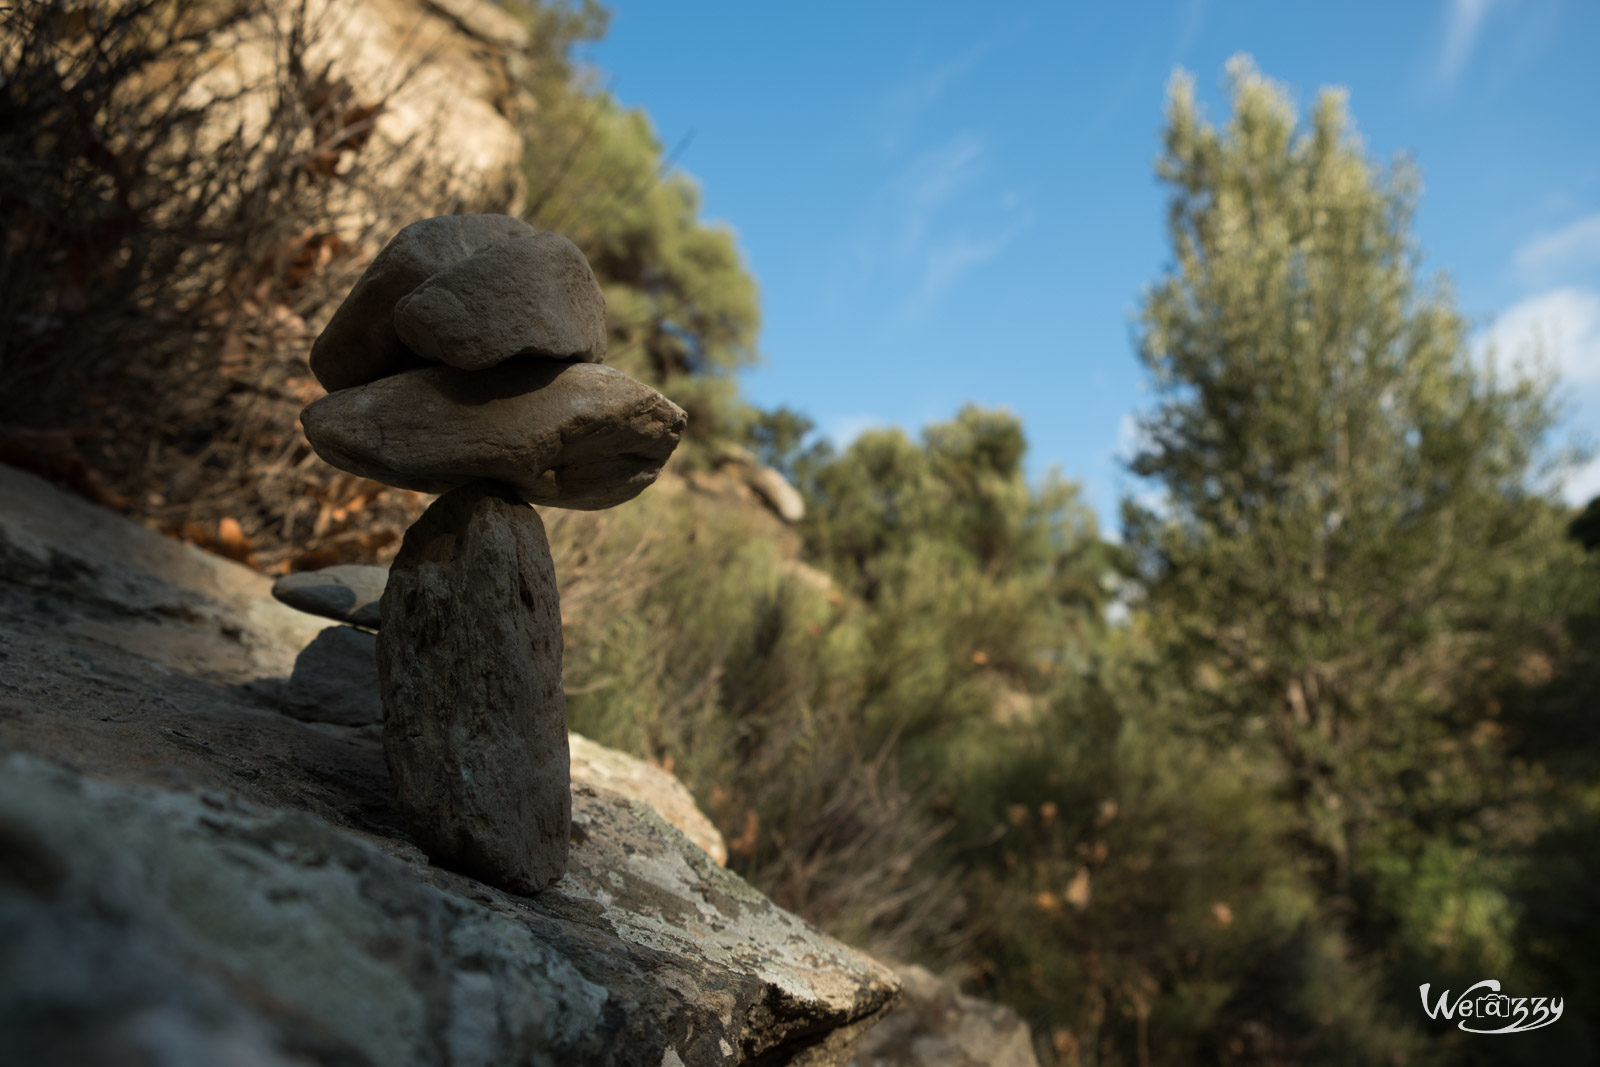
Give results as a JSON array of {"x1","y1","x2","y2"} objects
[{"x1": 1126, "y1": 56, "x2": 1581, "y2": 986}]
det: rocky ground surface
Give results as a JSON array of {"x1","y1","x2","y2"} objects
[{"x1": 0, "y1": 464, "x2": 899, "y2": 1066}]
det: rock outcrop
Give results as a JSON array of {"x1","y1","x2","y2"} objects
[
  {"x1": 707, "y1": 443, "x2": 806, "y2": 526},
  {"x1": 568, "y1": 734, "x2": 730, "y2": 869},
  {"x1": 185, "y1": 0, "x2": 530, "y2": 236},
  {"x1": 0, "y1": 463, "x2": 900, "y2": 1065}
]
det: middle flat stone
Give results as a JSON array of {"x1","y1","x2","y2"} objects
[{"x1": 301, "y1": 361, "x2": 687, "y2": 510}]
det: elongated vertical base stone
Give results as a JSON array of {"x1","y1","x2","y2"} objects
[{"x1": 377, "y1": 481, "x2": 569, "y2": 892}]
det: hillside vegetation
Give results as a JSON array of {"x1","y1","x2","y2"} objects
[{"x1": 3, "y1": 3, "x2": 1597, "y2": 1064}]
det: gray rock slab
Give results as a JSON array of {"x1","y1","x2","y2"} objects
[
  {"x1": 379, "y1": 482, "x2": 570, "y2": 893},
  {"x1": 0, "y1": 462, "x2": 901, "y2": 1065},
  {"x1": 301, "y1": 361, "x2": 686, "y2": 509},
  {"x1": 394, "y1": 231, "x2": 606, "y2": 369},
  {"x1": 569, "y1": 733, "x2": 726, "y2": 866},
  {"x1": 271, "y1": 563, "x2": 388, "y2": 629},
  {"x1": 0, "y1": 465, "x2": 325, "y2": 684},
  {"x1": 310, "y1": 213, "x2": 537, "y2": 391}
]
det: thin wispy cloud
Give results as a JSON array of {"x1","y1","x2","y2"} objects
[
  {"x1": 1491, "y1": 205, "x2": 1600, "y2": 504},
  {"x1": 872, "y1": 24, "x2": 1032, "y2": 156},
  {"x1": 897, "y1": 215, "x2": 1032, "y2": 326},
  {"x1": 852, "y1": 35, "x2": 1037, "y2": 333},
  {"x1": 1514, "y1": 213, "x2": 1600, "y2": 283},
  {"x1": 1173, "y1": 0, "x2": 1206, "y2": 59},
  {"x1": 896, "y1": 133, "x2": 986, "y2": 259},
  {"x1": 853, "y1": 130, "x2": 1036, "y2": 329},
  {"x1": 875, "y1": 42, "x2": 992, "y2": 154},
  {"x1": 1106, "y1": 409, "x2": 1174, "y2": 529},
  {"x1": 1113, "y1": 411, "x2": 1156, "y2": 466},
  {"x1": 1430, "y1": 0, "x2": 1503, "y2": 94},
  {"x1": 1477, "y1": 286, "x2": 1600, "y2": 388},
  {"x1": 835, "y1": 133, "x2": 989, "y2": 305}
]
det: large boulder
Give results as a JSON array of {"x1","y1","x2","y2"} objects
[
  {"x1": 707, "y1": 443, "x2": 806, "y2": 525},
  {"x1": 0, "y1": 464, "x2": 899, "y2": 1065}
]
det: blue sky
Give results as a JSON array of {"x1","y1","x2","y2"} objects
[{"x1": 578, "y1": 0, "x2": 1600, "y2": 530}]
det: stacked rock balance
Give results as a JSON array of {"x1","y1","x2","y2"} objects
[{"x1": 298, "y1": 214, "x2": 686, "y2": 893}]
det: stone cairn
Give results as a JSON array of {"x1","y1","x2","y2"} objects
[{"x1": 292, "y1": 214, "x2": 686, "y2": 893}]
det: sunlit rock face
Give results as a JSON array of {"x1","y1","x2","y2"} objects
[
  {"x1": 178, "y1": 0, "x2": 530, "y2": 234},
  {"x1": 0, "y1": 464, "x2": 902, "y2": 1066}
]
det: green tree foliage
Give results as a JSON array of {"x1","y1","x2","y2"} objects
[
  {"x1": 481, "y1": 23, "x2": 1600, "y2": 1062},
  {"x1": 806, "y1": 407, "x2": 1108, "y2": 609},
  {"x1": 511, "y1": 11, "x2": 761, "y2": 441},
  {"x1": 743, "y1": 405, "x2": 817, "y2": 481},
  {"x1": 800, "y1": 410, "x2": 1113, "y2": 774},
  {"x1": 951, "y1": 647, "x2": 1392, "y2": 1062},
  {"x1": 554, "y1": 405, "x2": 1118, "y2": 958},
  {"x1": 1124, "y1": 56, "x2": 1594, "y2": 1060},
  {"x1": 1568, "y1": 494, "x2": 1600, "y2": 552}
]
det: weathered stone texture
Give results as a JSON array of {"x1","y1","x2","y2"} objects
[
  {"x1": 378, "y1": 482, "x2": 570, "y2": 893},
  {"x1": 569, "y1": 733, "x2": 728, "y2": 867},
  {"x1": 394, "y1": 231, "x2": 607, "y2": 368},
  {"x1": 301, "y1": 361, "x2": 687, "y2": 508},
  {"x1": 282, "y1": 624, "x2": 384, "y2": 727},
  {"x1": 272, "y1": 563, "x2": 389, "y2": 629},
  {"x1": 310, "y1": 213, "x2": 538, "y2": 391},
  {"x1": 0, "y1": 463, "x2": 901, "y2": 1066}
]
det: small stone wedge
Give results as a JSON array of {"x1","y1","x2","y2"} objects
[
  {"x1": 300, "y1": 361, "x2": 687, "y2": 509},
  {"x1": 310, "y1": 214, "x2": 537, "y2": 391},
  {"x1": 272, "y1": 564, "x2": 389, "y2": 630},
  {"x1": 394, "y1": 231, "x2": 607, "y2": 369},
  {"x1": 377, "y1": 482, "x2": 569, "y2": 893}
]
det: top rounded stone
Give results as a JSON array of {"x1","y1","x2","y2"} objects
[
  {"x1": 309, "y1": 215, "x2": 606, "y2": 391},
  {"x1": 394, "y1": 231, "x2": 606, "y2": 371}
]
